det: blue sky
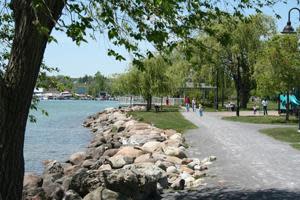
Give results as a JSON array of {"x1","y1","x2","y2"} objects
[{"x1": 44, "y1": 1, "x2": 300, "y2": 78}]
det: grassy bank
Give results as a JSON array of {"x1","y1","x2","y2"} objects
[
  {"x1": 128, "y1": 106, "x2": 197, "y2": 133},
  {"x1": 223, "y1": 115, "x2": 298, "y2": 125},
  {"x1": 259, "y1": 128, "x2": 300, "y2": 150}
]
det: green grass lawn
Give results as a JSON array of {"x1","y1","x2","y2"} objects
[
  {"x1": 223, "y1": 115, "x2": 298, "y2": 125},
  {"x1": 128, "y1": 106, "x2": 197, "y2": 133},
  {"x1": 259, "y1": 128, "x2": 300, "y2": 150}
]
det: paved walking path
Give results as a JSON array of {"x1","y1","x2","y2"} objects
[{"x1": 162, "y1": 111, "x2": 300, "y2": 199}]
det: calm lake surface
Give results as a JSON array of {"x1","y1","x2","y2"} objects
[{"x1": 25, "y1": 100, "x2": 118, "y2": 173}]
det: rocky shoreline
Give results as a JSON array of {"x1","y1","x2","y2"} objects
[{"x1": 23, "y1": 106, "x2": 216, "y2": 200}]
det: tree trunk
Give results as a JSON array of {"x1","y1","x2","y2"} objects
[
  {"x1": 286, "y1": 91, "x2": 290, "y2": 121},
  {"x1": 215, "y1": 68, "x2": 219, "y2": 110},
  {"x1": 146, "y1": 95, "x2": 152, "y2": 111},
  {"x1": 0, "y1": 90, "x2": 27, "y2": 200},
  {"x1": 221, "y1": 69, "x2": 225, "y2": 108},
  {"x1": 0, "y1": 1, "x2": 65, "y2": 199},
  {"x1": 240, "y1": 87, "x2": 250, "y2": 109},
  {"x1": 236, "y1": 59, "x2": 241, "y2": 117}
]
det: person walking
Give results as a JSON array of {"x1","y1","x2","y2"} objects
[
  {"x1": 192, "y1": 98, "x2": 196, "y2": 112},
  {"x1": 253, "y1": 104, "x2": 258, "y2": 115},
  {"x1": 199, "y1": 103, "x2": 203, "y2": 117},
  {"x1": 262, "y1": 99, "x2": 268, "y2": 115},
  {"x1": 185, "y1": 96, "x2": 190, "y2": 112}
]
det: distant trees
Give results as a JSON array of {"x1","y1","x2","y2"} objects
[
  {"x1": 208, "y1": 15, "x2": 276, "y2": 110},
  {"x1": 87, "y1": 72, "x2": 108, "y2": 96},
  {"x1": 112, "y1": 56, "x2": 173, "y2": 110},
  {"x1": 112, "y1": 14, "x2": 300, "y2": 116},
  {"x1": 255, "y1": 34, "x2": 300, "y2": 97}
]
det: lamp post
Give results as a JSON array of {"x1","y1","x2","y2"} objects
[{"x1": 282, "y1": 7, "x2": 300, "y2": 132}]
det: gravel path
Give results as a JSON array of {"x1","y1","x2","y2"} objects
[{"x1": 162, "y1": 111, "x2": 300, "y2": 199}]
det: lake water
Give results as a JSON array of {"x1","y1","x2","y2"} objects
[{"x1": 25, "y1": 100, "x2": 118, "y2": 173}]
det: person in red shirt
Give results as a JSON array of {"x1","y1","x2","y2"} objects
[{"x1": 185, "y1": 96, "x2": 190, "y2": 112}]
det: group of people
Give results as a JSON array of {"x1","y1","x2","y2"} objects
[
  {"x1": 253, "y1": 99, "x2": 268, "y2": 115},
  {"x1": 184, "y1": 96, "x2": 203, "y2": 116},
  {"x1": 184, "y1": 96, "x2": 269, "y2": 116}
]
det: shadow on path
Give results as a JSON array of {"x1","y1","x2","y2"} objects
[{"x1": 162, "y1": 187, "x2": 300, "y2": 200}]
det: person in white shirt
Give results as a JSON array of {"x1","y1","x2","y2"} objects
[
  {"x1": 192, "y1": 98, "x2": 196, "y2": 112},
  {"x1": 262, "y1": 99, "x2": 268, "y2": 115}
]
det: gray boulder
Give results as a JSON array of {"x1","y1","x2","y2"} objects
[
  {"x1": 83, "y1": 187, "x2": 125, "y2": 200},
  {"x1": 66, "y1": 169, "x2": 102, "y2": 197},
  {"x1": 64, "y1": 190, "x2": 82, "y2": 200},
  {"x1": 101, "y1": 163, "x2": 165, "y2": 199},
  {"x1": 109, "y1": 155, "x2": 134, "y2": 169},
  {"x1": 43, "y1": 160, "x2": 64, "y2": 179},
  {"x1": 70, "y1": 152, "x2": 87, "y2": 165}
]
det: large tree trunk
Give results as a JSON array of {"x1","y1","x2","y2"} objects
[
  {"x1": 0, "y1": 1, "x2": 65, "y2": 199},
  {"x1": 240, "y1": 87, "x2": 250, "y2": 109}
]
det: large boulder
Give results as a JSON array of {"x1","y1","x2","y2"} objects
[
  {"x1": 102, "y1": 149, "x2": 119, "y2": 157},
  {"x1": 64, "y1": 190, "x2": 82, "y2": 200},
  {"x1": 70, "y1": 152, "x2": 87, "y2": 165},
  {"x1": 134, "y1": 153, "x2": 154, "y2": 163},
  {"x1": 152, "y1": 153, "x2": 167, "y2": 161},
  {"x1": 165, "y1": 156, "x2": 182, "y2": 165},
  {"x1": 43, "y1": 160, "x2": 64, "y2": 178},
  {"x1": 113, "y1": 120, "x2": 125, "y2": 132},
  {"x1": 64, "y1": 165, "x2": 81, "y2": 176},
  {"x1": 115, "y1": 147, "x2": 144, "y2": 159},
  {"x1": 109, "y1": 155, "x2": 133, "y2": 168},
  {"x1": 127, "y1": 134, "x2": 165, "y2": 146},
  {"x1": 169, "y1": 133, "x2": 184, "y2": 143},
  {"x1": 162, "y1": 146, "x2": 187, "y2": 159},
  {"x1": 101, "y1": 164, "x2": 165, "y2": 199},
  {"x1": 163, "y1": 139, "x2": 181, "y2": 148},
  {"x1": 23, "y1": 173, "x2": 43, "y2": 189},
  {"x1": 22, "y1": 187, "x2": 46, "y2": 200},
  {"x1": 142, "y1": 141, "x2": 162, "y2": 153},
  {"x1": 163, "y1": 129, "x2": 177, "y2": 137},
  {"x1": 89, "y1": 146, "x2": 106, "y2": 160},
  {"x1": 98, "y1": 164, "x2": 112, "y2": 171},
  {"x1": 128, "y1": 123, "x2": 150, "y2": 131},
  {"x1": 66, "y1": 169, "x2": 102, "y2": 197},
  {"x1": 179, "y1": 165, "x2": 194, "y2": 175},
  {"x1": 83, "y1": 187, "x2": 124, "y2": 200},
  {"x1": 82, "y1": 159, "x2": 95, "y2": 169},
  {"x1": 42, "y1": 175, "x2": 63, "y2": 200},
  {"x1": 90, "y1": 156, "x2": 112, "y2": 170}
]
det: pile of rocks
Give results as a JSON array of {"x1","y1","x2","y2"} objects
[{"x1": 23, "y1": 106, "x2": 216, "y2": 200}]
